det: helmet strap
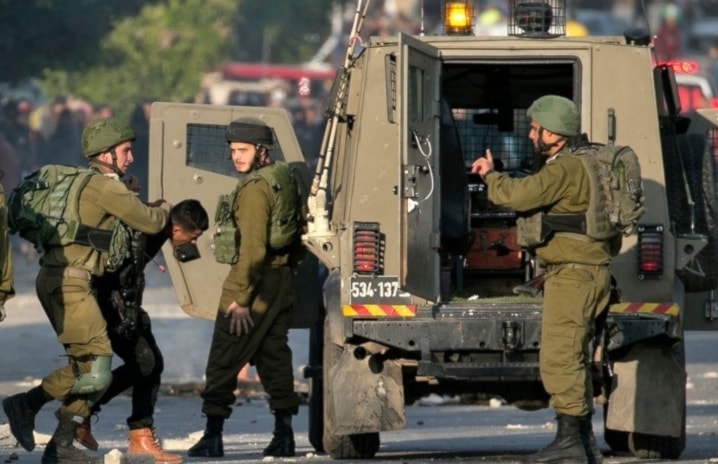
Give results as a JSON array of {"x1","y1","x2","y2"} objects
[
  {"x1": 536, "y1": 127, "x2": 563, "y2": 154},
  {"x1": 90, "y1": 149, "x2": 125, "y2": 177},
  {"x1": 108, "y1": 146, "x2": 126, "y2": 177}
]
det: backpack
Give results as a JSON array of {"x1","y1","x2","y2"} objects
[
  {"x1": 7, "y1": 164, "x2": 124, "y2": 262},
  {"x1": 545, "y1": 143, "x2": 645, "y2": 240},
  {"x1": 212, "y1": 162, "x2": 305, "y2": 264}
]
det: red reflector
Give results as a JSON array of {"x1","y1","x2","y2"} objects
[
  {"x1": 355, "y1": 262, "x2": 375, "y2": 272},
  {"x1": 353, "y1": 222, "x2": 382, "y2": 275},
  {"x1": 637, "y1": 225, "x2": 663, "y2": 280},
  {"x1": 640, "y1": 261, "x2": 661, "y2": 272}
]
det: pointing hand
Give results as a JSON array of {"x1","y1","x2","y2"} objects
[{"x1": 470, "y1": 149, "x2": 495, "y2": 177}]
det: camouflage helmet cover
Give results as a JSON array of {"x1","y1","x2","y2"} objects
[
  {"x1": 526, "y1": 95, "x2": 580, "y2": 136},
  {"x1": 81, "y1": 117, "x2": 137, "y2": 158},
  {"x1": 225, "y1": 117, "x2": 274, "y2": 147}
]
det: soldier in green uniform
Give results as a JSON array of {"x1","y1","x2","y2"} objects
[
  {"x1": 0, "y1": 180, "x2": 15, "y2": 323},
  {"x1": 472, "y1": 95, "x2": 612, "y2": 464},
  {"x1": 3, "y1": 117, "x2": 169, "y2": 464},
  {"x1": 188, "y1": 118, "x2": 302, "y2": 458}
]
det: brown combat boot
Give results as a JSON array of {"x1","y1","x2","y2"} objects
[
  {"x1": 74, "y1": 417, "x2": 99, "y2": 451},
  {"x1": 42, "y1": 414, "x2": 104, "y2": 464},
  {"x1": 55, "y1": 408, "x2": 98, "y2": 451},
  {"x1": 128, "y1": 428, "x2": 182, "y2": 464}
]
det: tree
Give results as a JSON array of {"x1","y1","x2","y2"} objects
[
  {"x1": 41, "y1": 0, "x2": 239, "y2": 121},
  {"x1": 0, "y1": 0, "x2": 156, "y2": 83}
]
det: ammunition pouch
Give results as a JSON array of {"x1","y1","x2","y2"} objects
[
  {"x1": 104, "y1": 222, "x2": 132, "y2": 273},
  {"x1": 212, "y1": 226, "x2": 239, "y2": 264},
  {"x1": 212, "y1": 192, "x2": 240, "y2": 264},
  {"x1": 516, "y1": 211, "x2": 551, "y2": 247},
  {"x1": 517, "y1": 212, "x2": 591, "y2": 247}
]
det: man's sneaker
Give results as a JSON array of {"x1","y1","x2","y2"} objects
[{"x1": 3, "y1": 393, "x2": 37, "y2": 451}]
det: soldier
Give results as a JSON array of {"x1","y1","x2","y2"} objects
[
  {"x1": 68, "y1": 198, "x2": 209, "y2": 464},
  {"x1": 2, "y1": 117, "x2": 169, "y2": 464},
  {"x1": 187, "y1": 118, "x2": 302, "y2": 458},
  {"x1": 471, "y1": 95, "x2": 612, "y2": 464},
  {"x1": 0, "y1": 179, "x2": 14, "y2": 323}
]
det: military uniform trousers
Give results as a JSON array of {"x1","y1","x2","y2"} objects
[
  {"x1": 541, "y1": 263, "x2": 611, "y2": 417},
  {"x1": 95, "y1": 307, "x2": 164, "y2": 429},
  {"x1": 36, "y1": 265, "x2": 113, "y2": 418},
  {"x1": 201, "y1": 266, "x2": 300, "y2": 418}
]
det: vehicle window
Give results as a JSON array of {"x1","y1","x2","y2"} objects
[
  {"x1": 408, "y1": 65, "x2": 424, "y2": 122},
  {"x1": 185, "y1": 123, "x2": 285, "y2": 174}
]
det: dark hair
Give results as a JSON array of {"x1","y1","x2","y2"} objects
[{"x1": 170, "y1": 199, "x2": 209, "y2": 232}]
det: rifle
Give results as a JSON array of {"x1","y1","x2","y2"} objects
[
  {"x1": 512, "y1": 273, "x2": 546, "y2": 297},
  {"x1": 307, "y1": 0, "x2": 371, "y2": 234},
  {"x1": 113, "y1": 229, "x2": 147, "y2": 337}
]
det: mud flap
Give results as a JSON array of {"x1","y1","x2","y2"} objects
[
  {"x1": 328, "y1": 349, "x2": 405, "y2": 435},
  {"x1": 606, "y1": 343, "x2": 685, "y2": 437}
]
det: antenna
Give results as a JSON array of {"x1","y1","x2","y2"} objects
[{"x1": 420, "y1": 0, "x2": 425, "y2": 36}]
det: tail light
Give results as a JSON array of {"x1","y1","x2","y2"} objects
[
  {"x1": 353, "y1": 222, "x2": 383, "y2": 275},
  {"x1": 637, "y1": 225, "x2": 663, "y2": 280}
]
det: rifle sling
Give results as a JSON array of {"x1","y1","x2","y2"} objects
[{"x1": 75, "y1": 224, "x2": 114, "y2": 252}]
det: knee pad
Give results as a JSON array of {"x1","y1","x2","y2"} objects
[{"x1": 70, "y1": 355, "x2": 113, "y2": 395}]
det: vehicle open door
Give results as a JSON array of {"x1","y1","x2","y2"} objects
[
  {"x1": 397, "y1": 33, "x2": 442, "y2": 301},
  {"x1": 148, "y1": 102, "x2": 320, "y2": 327}
]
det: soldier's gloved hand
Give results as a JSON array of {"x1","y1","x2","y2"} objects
[
  {"x1": 225, "y1": 301, "x2": 254, "y2": 336},
  {"x1": 124, "y1": 175, "x2": 141, "y2": 194},
  {"x1": 0, "y1": 306, "x2": 6, "y2": 322}
]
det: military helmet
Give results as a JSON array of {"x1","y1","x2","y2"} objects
[
  {"x1": 526, "y1": 95, "x2": 580, "y2": 136},
  {"x1": 81, "y1": 117, "x2": 136, "y2": 158},
  {"x1": 225, "y1": 117, "x2": 274, "y2": 147}
]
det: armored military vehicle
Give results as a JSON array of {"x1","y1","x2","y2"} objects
[{"x1": 149, "y1": 0, "x2": 718, "y2": 460}]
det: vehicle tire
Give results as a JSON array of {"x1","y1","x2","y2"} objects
[
  {"x1": 662, "y1": 133, "x2": 718, "y2": 291},
  {"x1": 307, "y1": 313, "x2": 325, "y2": 453},
  {"x1": 322, "y1": 318, "x2": 380, "y2": 459},
  {"x1": 628, "y1": 415, "x2": 685, "y2": 460}
]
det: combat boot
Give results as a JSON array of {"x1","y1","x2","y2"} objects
[
  {"x1": 523, "y1": 414, "x2": 592, "y2": 464},
  {"x1": 128, "y1": 427, "x2": 182, "y2": 464},
  {"x1": 3, "y1": 386, "x2": 51, "y2": 451},
  {"x1": 578, "y1": 415, "x2": 603, "y2": 464},
  {"x1": 42, "y1": 414, "x2": 104, "y2": 464},
  {"x1": 187, "y1": 415, "x2": 224, "y2": 458},
  {"x1": 262, "y1": 409, "x2": 295, "y2": 457},
  {"x1": 74, "y1": 417, "x2": 99, "y2": 452},
  {"x1": 54, "y1": 409, "x2": 98, "y2": 451}
]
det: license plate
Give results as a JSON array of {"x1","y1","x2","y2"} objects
[{"x1": 349, "y1": 275, "x2": 410, "y2": 304}]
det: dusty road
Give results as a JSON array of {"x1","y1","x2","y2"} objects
[{"x1": 2, "y1": 258, "x2": 718, "y2": 463}]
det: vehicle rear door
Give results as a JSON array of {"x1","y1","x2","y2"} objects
[
  {"x1": 397, "y1": 33, "x2": 442, "y2": 300},
  {"x1": 148, "y1": 102, "x2": 320, "y2": 327}
]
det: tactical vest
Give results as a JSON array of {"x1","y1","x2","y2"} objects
[
  {"x1": 8, "y1": 164, "x2": 131, "y2": 271},
  {"x1": 212, "y1": 162, "x2": 301, "y2": 264},
  {"x1": 544, "y1": 144, "x2": 644, "y2": 242}
]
